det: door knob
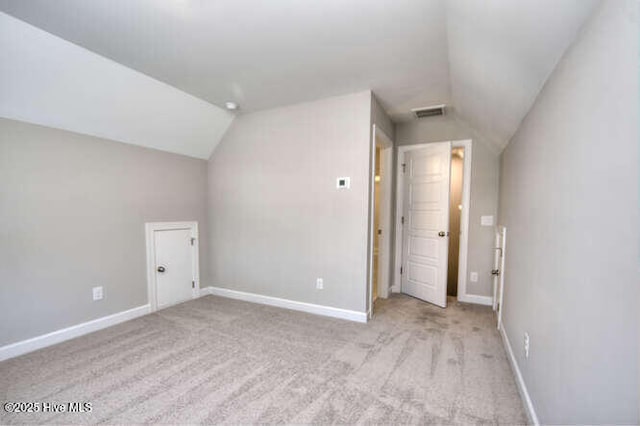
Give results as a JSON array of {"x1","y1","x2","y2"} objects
[
  {"x1": 157, "y1": 266, "x2": 166, "y2": 273},
  {"x1": 438, "y1": 231, "x2": 446, "y2": 237},
  {"x1": 491, "y1": 269, "x2": 500, "y2": 276}
]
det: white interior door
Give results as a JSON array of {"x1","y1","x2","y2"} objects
[
  {"x1": 154, "y1": 228, "x2": 195, "y2": 309},
  {"x1": 401, "y1": 142, "x2": 451, "y2": 307}
]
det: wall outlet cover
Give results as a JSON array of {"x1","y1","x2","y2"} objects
[
  {"x1": 92, "y1": 286, "x2": 103, "y2": 301},
  {"x1": 316, "y1": 278, "x2": 324, "y2": 290},
  {"x1": 470, "y1": 272, "x2": 478, "y2": 282},
  {"x1": 336, "y1": 177, "x2": 350, "y2": 189}
]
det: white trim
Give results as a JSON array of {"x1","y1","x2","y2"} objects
[
  {"x1": 367, "y1": 126, "x2": 376, "y2": 318},
  {"x1": 199, "y1": 286, "x2": 213, "y2": 297},
  {"x1": 393, "y1": 140, "x2": 483, "y2": 306},
  {"x1": 368, "y1": 124, "x2": 394, "y2": 319},
  {"x1": 492, "y1": 230, "x2": 501, "y2": 311},
  {"x1": 145, "y1": 221, "x2": 200, "y2": 312},
  {"x1": 496, "y1": 226, "x2": 507, "y2": 329},
  {"x1": 0, "y1": 304, "x2": 150, "y2": 362},
  {"x1": 458, "y1": 294, "x2": 493, "y2": 306},
  {"x1": 499, "y1": 322, "x2": 540, "y2": 425},
  {"x1": 205, "y1": 286, "x2": 368, "y2": 323}
]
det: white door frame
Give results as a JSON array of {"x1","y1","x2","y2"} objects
[
  {"x1": 392, "y1": 140, "x2": 473, "y2": 303},
  {"x1": 145, "y1": 221, "x2": 200, "y2": 312},
  {"x1": 368, "y1": 124, "x2": 394, "y2": 318},
  {"x1": 496, "y1": 226, "x2": 507, "y2": 329}
]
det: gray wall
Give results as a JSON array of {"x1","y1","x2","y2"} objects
[
  {"x1": 371, "y1": 95, "x2": 394, "y2": 140},
  {"x1": 498, "y1": 1, "x2": 638, "y2": 423},
  {"x1": 395, "y1": 118, "x2": 500, "y2": 298},
  {"x1": 395, "y1": 115, "x2": 475, "y2": 145},
  {"x1": 0, "y1": 118, "x2": 209, "y2": 346},
  {"x1": 207, "y1": 91, "x2": 372, "y2": 313}
]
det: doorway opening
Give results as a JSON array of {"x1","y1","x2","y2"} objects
[
  {"x1": 447, "y1": 147, "x2": 465, "y2": 297},
  {"x1": 373, "y1": 145, "x2": 381, "y2": 302},
  {"x1": 367, "y1": 125, "x2": 393, "y2": 319}
]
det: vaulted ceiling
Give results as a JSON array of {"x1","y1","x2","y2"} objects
[{"x1": 0, "y1": 0, "x2": 598, "y2": 152}]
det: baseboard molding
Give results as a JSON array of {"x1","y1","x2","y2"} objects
[
  {"x1": 499, "y1": 322, "x2": 539, "y2": 425},
  {"x1": 458, "y1": 293, "x2": 493, "y2": 306},
  {"x1": 203, "y1": 286, "x2": 368, "y2": 323},
  {"x1": 0, "y1": 304, "x2": 150, "y2": 362}
]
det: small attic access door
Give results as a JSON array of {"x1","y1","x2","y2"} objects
[{"x1": 145, "y1": 222, "x2": 200, "y2": 312}]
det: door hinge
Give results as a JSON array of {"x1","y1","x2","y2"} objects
[
  {"x1": 190, "y1": 237, "x2": 195, "y2": 246},
  {"x1": 400, "y1": 266, "x2": 403, "y2": 275},
  {"x1": 401, "y1": 216, "x2": 404, "y2": 225},
  {"x1": 402, "y1": 163, "x2": 406, "y2": 173},
  {"x1": 192, "y1": 280, "x2": 195, "y2": 288}
]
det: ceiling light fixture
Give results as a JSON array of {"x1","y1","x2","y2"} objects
[{"x1": 225, "y1": 101, "x2": 238, "y2": 111}]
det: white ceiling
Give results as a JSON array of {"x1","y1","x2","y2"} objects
[{"x1": 0, "y1": 0, "x2": 598, "y2": 151}]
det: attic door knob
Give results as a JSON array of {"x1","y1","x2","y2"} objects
[
  {"x1": 157, "y1": 266, "x2": 166, "y2": 273},
  {"x1": 438, "y1": 231, "x2": 446, "y2": 237}
]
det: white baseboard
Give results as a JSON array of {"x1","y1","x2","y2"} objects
[
  {"x1": 0, "y1": 304, "x2": 150, "y2": 362},
  {"x1": 499, "y1": 322, "x2": 539, "y2": 425},
  {"x1": 458, "y1": 293, "x2": 493, "y2": 306},
  {"x1": 203, "y1": 286, "x2": 368, "y2": 323}
]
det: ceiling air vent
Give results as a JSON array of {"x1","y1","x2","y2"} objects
[{"x1": 412, "y1": 104, "x2": 446, "y2": 119}]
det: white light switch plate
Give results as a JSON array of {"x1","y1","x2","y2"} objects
[
  {"x1": 470, "y1": 272, "x2": 478, "y2": 282},
  {"x1": 480, "y1": 215, "x2": 494, "y2": 226}
]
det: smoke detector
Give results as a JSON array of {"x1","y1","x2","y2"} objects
[{"x1": 412, "y1": 104, "x2": 446, "y2": 119}]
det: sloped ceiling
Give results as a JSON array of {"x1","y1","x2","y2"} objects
[
  {"x1": 0, "y1": 12, "x2": 233, "y2": 160},
  {"x1": 445, "y1": 0, "x2": 599, "y2": 150},
  {"x1": 0, "y1": 0, "x2": 599, "y2": 153}
]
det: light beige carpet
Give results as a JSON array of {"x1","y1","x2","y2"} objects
[{"x1": 0, "y1": 294, "x2": 527, "y2": 424}]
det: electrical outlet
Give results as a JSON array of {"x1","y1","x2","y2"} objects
[
  {"x1": 316, "y1": 278, "x2": 323, "y2": 290},
  {"x1": 92, "y1": 286, "x2": 103, "y2": 301},
  {"x1": 336, "y1": 177, "x2": 350, "y2": 189},
  {"x1": 524, "y1": 332, "x2": 530, "y2": 358},
  {"x1": 470, "y1": 272, "x2": 478, "y2": 282}
]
